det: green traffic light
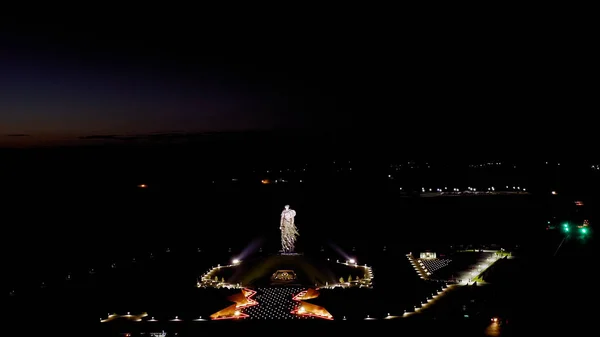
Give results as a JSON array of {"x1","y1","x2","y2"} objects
[
  {"x1": 580, "y1": 228, "x2": 588, "y2": 234},
  {"x1": 562, "y1": 223, "x2": 569, "y2": 227}
]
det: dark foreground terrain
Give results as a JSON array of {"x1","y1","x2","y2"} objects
[
  {"x1": 6, "y1": 240, "x2": 594, "y2": 336},
  {"x1": 3, "y1": 146, "x2": 596, "y2": 335}
]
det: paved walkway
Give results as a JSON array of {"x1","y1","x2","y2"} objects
[{"x1": 244, "y1": 287, "x2": 306, "y2": 320}]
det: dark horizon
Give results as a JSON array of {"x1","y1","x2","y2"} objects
[{"x1": 1, "y1": 131, "x2": 598, "y2": 163}]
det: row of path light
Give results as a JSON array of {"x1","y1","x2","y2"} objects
[
  {"x1": 10, "y1": 244, "x2": 397, "y2": 297},
  {"x1": 8, "y1": 246, "x2": 252, "y2": 297},
  {"x1": 319, "y1": 258, "x2": 374, "y2": 289},
  {"x1": 197, "y1": 258, "x2": 243, "y2": 289},
  {"x1": 404, "y1": 254, "x2": 455, "y2": 317},
  {"x1": 101, "y1": 253, "x2": 447, "y2": 322}
]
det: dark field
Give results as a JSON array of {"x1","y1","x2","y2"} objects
[
  {"x1": 6, "y1": 245, "x2": 593, "y2": 336},
  {"x1": 3, "y1": 166, "x2": 595, "y2": 335},
  {"x1": 5, "y1": 246, "x2": 450, "y2": 331},
  {"x1": 4, "y1": 185, "x2": 561, "y2": 299}
]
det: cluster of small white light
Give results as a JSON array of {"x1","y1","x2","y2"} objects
[
  {"x1": 421, "y1": 187, "x2": 464, "y2": 192},
  {"x1": 409, "y1": 251, "x2": 503, "y2": 285},
  {"x1": 197, "y1": 259, "x2": 242, "y2": 289},
  {"x1": 469, "y1": 162, "x2": 502, "y2": 168},
  {"x1": 504, "y1": 186, "x2": 526, "y2": 191},
  {"x1": 256, "y1": 167, "x2": 307, "y2": 174},
  {"x1": 149, "y1": 332, "x2": 167, "y2": 337},
  {"x1": 244, "y1": 287, "x2": 307, "y2": 319},
  {"x1": 592, "y1": 165, "x2": 599, "y2": 171},
  {"x1": 418, "y1": 258, "x2": 451, "y2": 276},
  {"x1": 321, "y1": 259, "x2": 373, "y2": 289},
  {"x1": 333, "y1": 160, "x2": 353, "y2": 172},
  {"x1": 388, "y1": 161, "x2": 423, "y2": 170},
  {"x1": 419, "y1": 186, "x2": 526, "y2": 193}
]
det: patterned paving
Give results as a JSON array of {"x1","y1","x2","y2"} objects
[
  {"x1": 418, "y1": 258, "x2": 452, "y2": 275},
  {"x1": 245, "y1": 287, "x2": 309, "y2": 320}
]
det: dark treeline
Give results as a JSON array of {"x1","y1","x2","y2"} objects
[
  {"x1": 2, "y1": 133, "x2": 595, "y2": 332},
  {"x1": 1, "y1": 131, "x2": 597, "y2": 256},
  {"x1": 1, "y1": 132, "x2": 599, "y2": 197}
]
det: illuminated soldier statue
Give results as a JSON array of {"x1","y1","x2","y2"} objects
[{"x1": 280, "y1": 205, "x2": 299, "y2": 253}]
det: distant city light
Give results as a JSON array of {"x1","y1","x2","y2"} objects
[{"x1": 138, "y1": 184, "x2": 147, "y2": 188}]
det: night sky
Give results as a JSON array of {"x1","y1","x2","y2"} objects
[
  {"x1": 0, "y1": 15, "x2": 342, "y2": 146},
  {"x1": 0, "y1": 13, "x2": 595, "y2": 149}
]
